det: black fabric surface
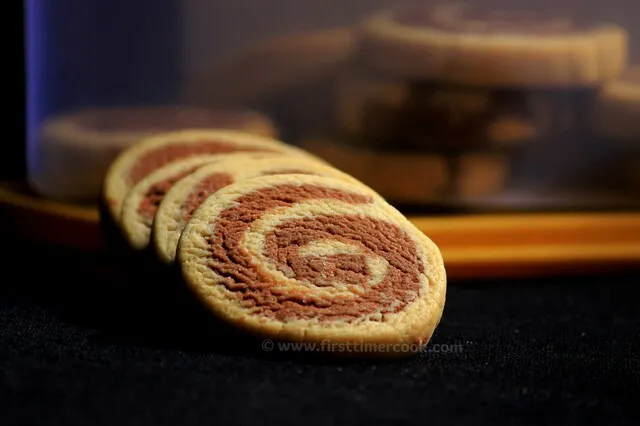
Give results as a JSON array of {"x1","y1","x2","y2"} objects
[{"x1": 1, "y1": 238, "x2": 639, "y2": 426}]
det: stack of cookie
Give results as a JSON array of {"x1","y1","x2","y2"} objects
[
  {"x1": 301, "y1": 1, "x2": 629, "y2": 205},
  {"x1": 101, "y1": 129, "x2": 447, "y2": 357}
]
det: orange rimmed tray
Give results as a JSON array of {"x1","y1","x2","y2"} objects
[
  {"x1": 1, "y1": 182, "x2": 639, "y2": 279},
  {"x1": 410, "y1": 213, "x2": 640, "y2": 278},
  {"x1": 0, "y1": 182, "x2": 103, "y2": 252}
]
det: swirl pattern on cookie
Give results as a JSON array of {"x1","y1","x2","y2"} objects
[
  {"x1": 103, "y1": 129, "x2": 323, "y2": 223},
  {"x1": 358, "y1": 1, "x2": 627, "y2": 86},
  {"x1": 178, "y1": 174, "x2": 446, "y2": 355},
  {"x1": 153, "y1": 156, "x2": 365, "y2": 264},
  {"x1": 120, "y1": 153, "x2": 287, "y2": 251}
]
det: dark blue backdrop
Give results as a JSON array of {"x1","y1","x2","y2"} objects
[{"x1": 26, "y1": 0, "x2": 182, "y2": 175}]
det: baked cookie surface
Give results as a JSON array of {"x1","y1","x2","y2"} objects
[
  {"x1": 177, "y1": 174, "x2": 446, "y2": 356},
  {"x1": 153, "y1": 156, "x2": 364, "y2": 264}
]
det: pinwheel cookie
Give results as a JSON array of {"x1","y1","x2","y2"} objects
[
  {"x1": 153, "y1": 155, "x2": 365, "y2": 264},
  {"x1": 120, "y1": 153, "x2": 291, "y2": 251},
  {"x1": 177, "y1": 174, "x2": 446, "y2": 356},
  {"x1": 103, "y1": 129, "x2": 322, "y2": 224},
  {"x1": 33, "y1": 106, "x2": 277, "y2": 200},
  {"x1": 357, "y1": 1, "x2": 627, "y2": 87},
  {"x1": 300, "y1": 137, "x2": 508, "y2": 202}
]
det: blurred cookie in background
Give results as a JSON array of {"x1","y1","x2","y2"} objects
[
  {"x1": 184, "y1": 28, "x2": 355, "y2": 106},
  {"x1": 334, "y1": 66, "x2": 539, "y2": 151},
  {"x1": 594, "y1": 67, "x2": 640, "y2": 192},
  {"x1": 350, "y1": 1, "x2": 628, "y2": 145},
  {"x1": 329, "y1": 1, "x2": 630, "y2": 205},
  {"x1": 300, "y1": 137, "x2": 511, "y2": 206},
  {"x1": 31, "y1": 106, "x2": 277, "y2": 201},
  {"x1": 595, "y1": 67, "x2": 640, "y2": 141},
  {"x1": 357, "y1": 1, "x2": 628, "y2": 87},
  {"x1": 182, "y1": 28, "x2": 356, "y2": 142}
]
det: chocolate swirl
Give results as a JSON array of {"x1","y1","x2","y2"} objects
[
  {"x1": 182, "y1": 170, "x2": 311, "y2": 221},
  {"x1": 137, "y1": 166, "x2": 204, "y2": 225},
  {"x1": 182, "y1": 172, "x2": 236, "y2": 221},
  {"x1": 184, "y1": 179, "x2": 427, "y2": 322},
  {"x1": 129, "y1": 142, "x2": 272, "y2": 186}
]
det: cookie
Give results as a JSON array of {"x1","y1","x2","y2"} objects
[
  {"x1": 357, "y1": 2, "x2": 628, "y2": 87},
  {"x1": 103, "y1": 129, "x2": 322, "y2": 224},
  {"x1": 153, "y1": 155, "x2": 365, "y2": 264},
  {"x1": 300, "y1": 137, "x2": 449, "y2": 203},
  {"x1": 177, "y1": 174, "x2": 446, "y2": 356},
  {"x1": 593, "y1": 67, "x2": 640, "y2": 190},
  {"x1": 184, "y1": 28, "x2": 355, "y2": 107},
  {"x1": 30, "y1": 106, "x2": 278, "y2": 200},
  {"x1": 335, "y1": 67, "x2": 537, "y2": 149},
  {"x1": 454, "y1": 152, "x2": 511, "y2": 199},
  {"x1": 300, "y1": 137, "x2": 512, "y2": 203},
  {"x1": 120, "y1": 153, "x2": 297, "y2": 251}
]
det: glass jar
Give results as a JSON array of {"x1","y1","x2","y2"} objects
[{"x1": 26, "y1": 0, "x2": 640, "y2": 212}]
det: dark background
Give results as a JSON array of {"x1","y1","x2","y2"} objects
[{"x1": 5, "y1": 1, "x2": 25, "y2": 181}]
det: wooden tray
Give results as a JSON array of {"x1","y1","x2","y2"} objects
[{"x1": 1, "y1": 182, "x2": 639, "y2": 279}]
